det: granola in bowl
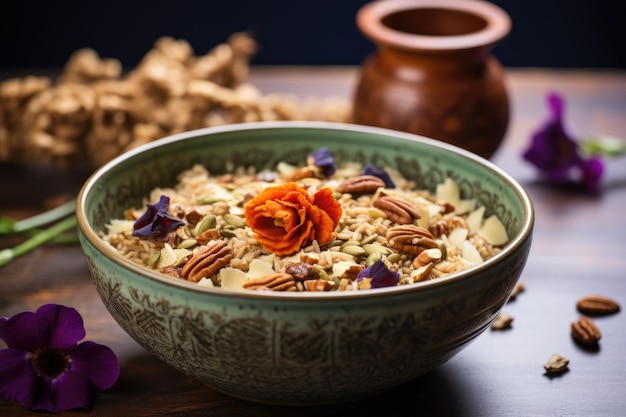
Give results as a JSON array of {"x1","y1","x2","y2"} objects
[{"x1": 101, "y1": 147, "x2": 509, "y2": 292}]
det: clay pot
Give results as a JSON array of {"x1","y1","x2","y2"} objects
[{"x1": 353, "y1": 0, "x2": 512, "y2": 159}]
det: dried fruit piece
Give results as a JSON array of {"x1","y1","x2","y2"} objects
[
  {"x1": 543, "y1": 353, "x2": 569, "y2": 374},
  {"x1": 571, "y1": 316, "x2": 601, "y2": 346},
  {"x1": 576, "y1": 295, "x2": 620, "y2": 316},
  {"x1": 285, "y1": 262, "x2": 314, "y2": 281}
]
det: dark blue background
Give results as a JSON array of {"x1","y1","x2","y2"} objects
[{"x1": 0, "y1": 0, "x2": 623, "y2": 70}]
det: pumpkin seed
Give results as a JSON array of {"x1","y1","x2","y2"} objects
[
  {"x1": 223, "y1": 213, "x2": 246, "y2": 228},
  {"x1": 363, "y1": 243, "x2": 392, "y2": 256},
  {"x1": 194, "y1": 215, "x2": 216, "y2": 236},
  {"x1": 220, "y1": 228, "x2": 237, "y2": 238},
  {"x1": 341, "y1": 245, "x2": 367, "y2": 257},
  {"x1": 177, "y1": 239, "x2": 198, "y2": 249},
  {"x1": 366, "y1": 251, "x2": 382, "y2": 266}
]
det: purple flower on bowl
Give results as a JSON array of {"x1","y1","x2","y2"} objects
[
  {"x1": 522, "y1": 92, "x2": 604, "y2": 193},
  {"x1": 362, "y1": 163, "x2": 395, "y2": 188},
  {"x1": 308, "y1": 147, "x2": 337, "y2": 178},
  {"x1": 133, "y1": 195, "x2": 185, "y2": 240},
  {"x1": 356, "y1": 260, "x2": 400, "y2": 289},
  {"x1": 0, "y1": 304, "x2": 119, "y2": 413}
]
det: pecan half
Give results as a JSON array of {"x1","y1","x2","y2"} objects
[
  {"x1": 571, "y1": 316, "x2": 601, "y2": 346},
  {"x1": 386, "y1": 225, "x2": 438, "y2": 256},
  {"x1": 180, "y1": 240, "x2": 233, "y2": 282},
  {"x1": 337, "y1": 175, "x2": 386, "y2": 194},
  {"x1": 373, "y1": 196, "x2": 421, "y2": 224},
  {"x1": 242, "y1": 272, "x2": 297, "y2": 291},
  {"x1": 429, "y1": 220, "x2": 448, "y2": 238},
  {"x1": 576, "y1": 295, "x2": 620, "y2": 316}
]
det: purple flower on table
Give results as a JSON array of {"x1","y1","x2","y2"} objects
[
  {"x1": 133, "y1": 195, "x2": 185, "y2": 240},
  {"x1": 522, "y1": 92, "x2": 604, "y2": 193},
  {"x1": 356, "y1": 260, "x2": 400, "y2": 289},
  {"x1": 308, "y1": 147, "x2": 337, "y2": 178},
  {"x1": 361, "y1": 164, "x2": 395, "y2": 188},
  {"x1": 0, "y1": 304, "x2": 120, "y2": 413}
]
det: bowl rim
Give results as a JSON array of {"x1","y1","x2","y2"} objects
[{"x1": 77, "y1": 120, "x2": 534, "y2": 300}]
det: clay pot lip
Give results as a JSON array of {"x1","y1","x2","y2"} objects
[{"x1": 357, "y1": 0, "x2": 511, "y2": 52}]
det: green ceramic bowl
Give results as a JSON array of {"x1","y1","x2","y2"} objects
[{"x1": 77, "y1": 121, "x2": 534, "y2": 405}]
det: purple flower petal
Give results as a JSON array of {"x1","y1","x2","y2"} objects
[
  {"x1": 356, "y1": 260, "x2": 399, "y2": 288},
  {"x1": 308, "y1": 147, "x2": 337, "y2": 178},
  {"x1": 29, "y1": 370, "x2": 94, "y2": 413},
  {"x1": 361, "y1": 164, "x2": 395, "y2": 188},
  {"x1": 37, "y1": 304, "x2": 86, "y2": 349},
  {"x1": 522, "y1": 93, "x2": 579, "y2": 179},
  {"x1": 133, "y1": 195, "x2": 170, "y2": 229},
  {"x1": 0, "y1": 348, "x2": 38, "y2": 405},
  {"x1": 0, "y1": 312, "x2": 49, "y2": 351},
  {"x1": 133, "y1": 195, "x2": 185, "y2": 239},
  {"x1": 579, "y1": 156, "x2": 604, "y2": 194},
  {"x1": 0, "y1": 304, "x2": 120, "y2": 413},
  {"x1": 67, "y1": 341, "x2": 120, "y2": 390},
  {"x1": 522, "y1": 92, "x2": 605, "y2": 193}
]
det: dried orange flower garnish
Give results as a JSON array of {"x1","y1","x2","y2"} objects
[{"x1": 244, "y1": 182, "x2": 342, "y2": 256}]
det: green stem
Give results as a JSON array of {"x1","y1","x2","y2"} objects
[
  {"x1": 22, "y1": 228, "x2": 79, "y2": 244},
  {"x1": 581, "y1": 136, "x2": 626, "y2": 157},
  {"x1": 1, "y1": 199, "x2": 77, "y2": 235},
  {"x1": 0, "y1": 216, "x2": 78, "y2": 268}
]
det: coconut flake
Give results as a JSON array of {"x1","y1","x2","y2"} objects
[{"x1": 478, "y1": 215, "x2": 509, "y2": 245}]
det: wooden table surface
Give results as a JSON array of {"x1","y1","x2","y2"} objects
[{"x1": 1, "y1": 67, "x2": 626, "y2": 416}]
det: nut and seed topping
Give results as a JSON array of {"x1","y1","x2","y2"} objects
[
  {"x1": 508, "y1": 281, "x2": 526, "y2": 301},
  {"x1": 543, "y1": 353, "x2": 570, "y2": 374},
  {"x1": 576, "y1": 295, "x2": 620, "y2": 316},
  {"x1": 386, "y1": 225, "x2": 438, "y2": 256},
  {"x1": 242, "y1": 272, "x2": 297, "y2": 291},
  {"x1": 410, "y1": 263, "x2": 433, "y2": 283},
  {"x1": 337, "y1": 175, "x2": 386, "y2": 194},
  {"x1": 373, "y1": 196, "x2": 421, "y2": 225},
  {"x1": 571, "y1": 316, "x2": 602, "y2": 346},
  {"x1": 304, "y1": 279, "x2": 336, "y2": 292},
  {"x1": 180, "y1": 240, "x2": 233, "y2": 282},
  {"x1": 413, "y1": 248, "x2": 444, "y2": 268},
  {"x1": 429, "y1": 220, "x2": 448, "y2": 238},
  {"x1": 491, "y1": 312, "x2": 514, "y2": 330}
]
